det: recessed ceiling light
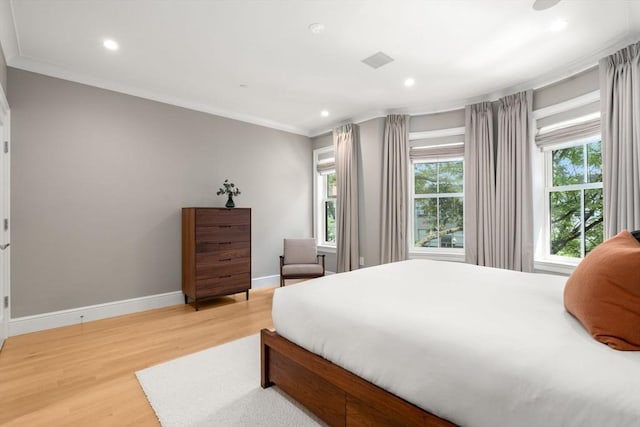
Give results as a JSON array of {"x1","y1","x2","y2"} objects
[
  {"x1": 321, "y1": 110, "x2": 329, "y2": 117},
  {"x1": 239, "y1": 84, "x2": 248, "y2": 88},
  {"x1": 308, "y1": 23, "x2": 325, "y2": 34},
  {"x1": 404, "y1": 78, "x2": 415, "y2": 87},
  {"x1": 103, "y1": 39, "x2": 119, "y2": 51},
  {"x1": 549, "y1": 18, "x2": 568, "y2": 32}
]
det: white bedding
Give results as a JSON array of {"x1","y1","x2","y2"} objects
[{"x1": 272, "y1": 259, "x2": 640, "y2": 427}]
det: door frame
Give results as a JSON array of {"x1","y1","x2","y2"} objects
[{"x1": 0, "y1": 84, "x2": 10, "y2": 348}]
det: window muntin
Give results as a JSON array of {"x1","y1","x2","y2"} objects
[
  {"x1": 412, "y1": 159, "x2": 464, "y2": 250},
  {"x1": 546, "y1": 138, "x2": 603, "y2": 259}
]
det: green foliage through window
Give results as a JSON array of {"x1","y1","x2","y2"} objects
[
  {"x1": 413, "y1": 160, "x2": 464, "y2": 249},
  {"x1": 549, "y1": 140, "x2": 603, "y2": 258}
]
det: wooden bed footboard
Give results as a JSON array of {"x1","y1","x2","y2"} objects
[{"x1": 260, "y1": 329, "x2": 456, "y2": 427}]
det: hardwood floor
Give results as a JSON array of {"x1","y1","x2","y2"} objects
[{"x1": 0, "y1": 287, "x2": 276, "y2": 426}]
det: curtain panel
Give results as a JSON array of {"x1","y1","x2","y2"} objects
[
  {"x1": 381, "y1": 114, "x2": 409, "y2": 264},
  {"x1": 495, "y1": 90, "x2": 534, "y2": 272},
  {"x1": 600, "y1": 41, "x2": 640, "y2": 237},
  {"x1": 333, "y1": 123, "x2": 360, "y2": 272},
  {"x1": 464, "y1": 101, "x2": 496, "y2": 267}
]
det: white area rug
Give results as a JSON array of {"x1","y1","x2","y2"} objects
[{"x1": 136, "y1": 334, "x2": 325, "y2": 427}]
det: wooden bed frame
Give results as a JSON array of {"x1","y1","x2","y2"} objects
[{"x1": 260, "y1": 329, "x2": 456, "y2": 427}]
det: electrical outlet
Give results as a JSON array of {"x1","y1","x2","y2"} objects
[{"x1": 359, "y1": 257, "x2": 364, "y2": 265}]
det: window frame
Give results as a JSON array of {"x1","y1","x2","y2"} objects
[
  {"x1": 531, "y1": 90, "x2": 601, "y2": 274},
  {"x1": 409, "y1": 155, "x2": 465, "y2": 258},
  {"x1": 541, "y1": 135, "x2": 603, "y2": 264},
  {"x1": 313, "y1": 147, "x2": 337, "y2": 251}
]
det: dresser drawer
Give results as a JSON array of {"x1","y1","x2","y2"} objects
[
  {"x1": 196, "y1": 241, "x2": 249, "y2": 255},
  {"x1": 196, "y1": 208, "x2": 250, "y2": 226},
  {"x1": 196, "y1": 272, "x2": 251, "y2": 297},
  {"x1": 196, "y1": 225, "x2": 250, "y2": 243},
  {"x1": 196, "y1": 257, "x2": 250, "y2": 277}
]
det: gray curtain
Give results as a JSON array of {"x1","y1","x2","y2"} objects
[
  {"x1": 464, "y1": 102, "x2": 495, "y2": 267},
  {"x1": 381, "y1": 115, "x2": 409, "y2": 264},
  {"x1": 600, "y1": 41, "x2": 640, "y2": 237},
  {"x1": 495, "y1": 91, "x2": 534, "y2": 272},
  {"x1": 333, "y1": 124, "x2": 360, "y2": 272}
]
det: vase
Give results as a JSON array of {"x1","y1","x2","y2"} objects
[{"x1": 225, "y1": 194, "x2": 235, "y2": 208}]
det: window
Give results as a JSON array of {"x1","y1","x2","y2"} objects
[
  {"x1": 545, "y1": 137, "x2": 603, "y2": 259},
  {"x1": 412, "y1": 158, "x2": 464, "y2": 250},
  {"x1": 322, "y1": 172, "x2": 337, "y2": 244},
  {"x1": 314, "y1": 147, "x2": 336, "y2": 247}
]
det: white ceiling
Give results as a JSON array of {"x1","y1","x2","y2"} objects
[{"x1": 1, "y1": 0, "x2": 639, "y2": 136}]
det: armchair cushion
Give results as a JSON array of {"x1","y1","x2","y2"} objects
[
  {"x1": 284, "y1": 238, "x2": 318, "y2": 265},
  {"x1": 282, "y1": 264, "x2": 324, "y2": 276}
]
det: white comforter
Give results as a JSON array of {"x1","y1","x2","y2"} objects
[{"x1": 272, "y1": 259, "x2": 640, "y2": 427}]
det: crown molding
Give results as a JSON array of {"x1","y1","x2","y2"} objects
[
  {"x1": 8, "y1": 55, "x2": 311, "y2": 137},
  {"x1": 0, "y1": 0, "x2": 19, "y2": 62},
  {"x1": 4, "y1": 17, "x2": 638, "y2": 140},
  {"x1": 308, "y1": 110, "x2": 386, "y2": 138}
]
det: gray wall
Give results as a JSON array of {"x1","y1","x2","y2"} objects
[
  {"x1": 357, "y1": 118, "x2": 384, "y2": 269},
  {"x1": 311, "y1": 118, "x2": 385, "y2": 272},
  {"x1": 410, "y1": 109, "x2": 465, "y2": 132},
  {"x1": 533, "y1": 66, "x2": 599, "y2": 110},
  {"x1": 8, "y1": 68, "x2": 312, "y2": 317}
]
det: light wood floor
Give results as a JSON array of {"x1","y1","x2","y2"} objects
[{"x1": 0, "y1": 287, "x2": 276, "y2": 426}]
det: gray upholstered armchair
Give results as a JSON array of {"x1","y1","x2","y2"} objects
[{"x1": 279, "y1": 238, "x2": 325, "y2": 287}]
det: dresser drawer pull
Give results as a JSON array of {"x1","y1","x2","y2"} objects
[
  {"x1": 219, "y1": 258, "x2": 232, "y2": 262},
  {"x1": 219, "y1": 275, "x2": 232, "y2": 279},
  {"x1": 218, "y1": 225, "x2": 232, "y2": 228},
  {"x1": 219, "y1": 242, "x2": 232, "y2": 245}
]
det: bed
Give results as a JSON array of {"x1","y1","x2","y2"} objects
[{"x1": 260, "y1": 259, "x2": 640, "y2": 427}]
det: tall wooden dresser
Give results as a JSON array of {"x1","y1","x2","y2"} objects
[{"x1": 182, "y1": 207, "x2": 251, "y2": 310}]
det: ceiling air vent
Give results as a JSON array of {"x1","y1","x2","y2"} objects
[{"x1": 361, "y1": 51, "x2": 394, "y2": 69}]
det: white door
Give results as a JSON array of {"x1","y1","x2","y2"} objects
[{"x1": 0, "y1": 88, "x2": 9, "y2": 349}]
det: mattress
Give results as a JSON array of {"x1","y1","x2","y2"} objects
[{"x1": 271, "y1": 259, "x2": 640, "y2": 427}]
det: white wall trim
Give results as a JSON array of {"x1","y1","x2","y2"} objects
[
  {"x1": 7, "y1": 56, "x2": 310, "y2": 137},
  {"x1": 9, "y1": 291, "x2": 184, "y2": 336},
  {"x1": 533, "y1": 260, "x2": 576, "y2": 276},
  {"x1": 532, "y1": 90, "x2": 600, "y2": 119},
  {"x1": 317, "y1": 245, "x2": 336, "y2": 254},
  {"x1": 0, "y1": 0, "x2": 20, "y2": 61},
  {"x1": 0, "y1": 84, "x2": 8, "y2": 347},
  {"x1": 251, "y1": 274, "x2": 279, "y2": 289},
  {"x1": 409, "y1": 251, "x2": 465, "y2": 263},
  {"x1": 9, "y1": 274, "x2": 281, "y2": 336}
]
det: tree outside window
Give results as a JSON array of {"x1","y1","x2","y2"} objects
[
  {"x1": 548, "y1": 139, "x2": 603, "y2": 258},
  {"x1": 413, "y1": 160, "x2": 464, "y2": 249}
]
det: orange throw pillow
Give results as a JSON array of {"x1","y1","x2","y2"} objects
[{"x1": 564, "y1": 230, "x2": 640, "y2": 350}]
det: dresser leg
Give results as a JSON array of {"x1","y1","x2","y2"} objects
[
  {"x1": 245, "y1": 290, "x2": 249, "y2": 301},
  {"x1": 184, "y1": 294, "x2": 188, "y2": 304}
]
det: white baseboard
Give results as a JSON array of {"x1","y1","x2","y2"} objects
[
  {"x1": 9, "y1": 275, "x2": 281, "y2": 337},
  {"x1": 251, "y1": 274, "x2": 279, "y2": 289},
  {"x1": 9, "y1": 291, "x2": 184, "y2": 337}
]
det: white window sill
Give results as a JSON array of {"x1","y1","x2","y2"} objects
[
  {"x1": 534, "y1": 258, "x2": 580, "y2": 276},
  {"x1": 317, "y1": 245, "x2": 336, "y2": 254},
  {"x1": 409, "y1": 250, "x2": 465, "y2": 263}
]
